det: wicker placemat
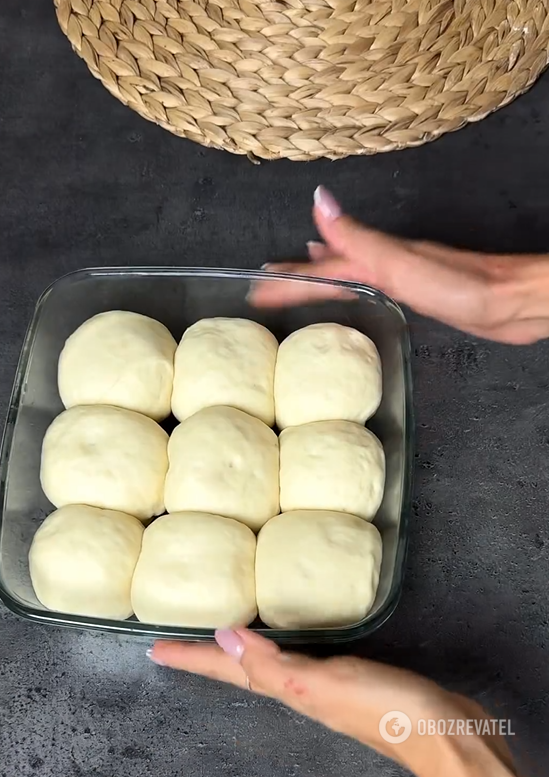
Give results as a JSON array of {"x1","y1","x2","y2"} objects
[{"x1": 54, "y1": 0, "x2": 549, "y2": 161}]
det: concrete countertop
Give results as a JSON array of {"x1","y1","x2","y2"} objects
[{"x1": 1, "y1": 2, "x2": 548, "y2": 775}]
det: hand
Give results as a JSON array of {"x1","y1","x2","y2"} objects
[
  {"x1": 250, "y1": 186, "x2": 549, "y2": 345},
  {"x1": 148, "y1": 629, "x2": 516, "y2": 777}
]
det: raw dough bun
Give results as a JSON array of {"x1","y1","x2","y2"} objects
[
  {"x1": 274, "y1": 323, "x2": 382, "y2": 429},
  {"x1": 256, "y1": 510, "x2": 383, "y2": 629},
  {"x1": 172, "y1": 317, "x2": 278, "y2": 425},
  {"x1": 280, "y1": 421, "x2": 385, "y2": 520},
  {"x1": 131, "y1": 511, "x2": 257, "y2": 628},
  {"x1": 40, "y1": 405, "x2": 168, "y2": 520},
  {"x1": 58, "y1": 311, "x2": 177, "y2": 421},
  {"x1": 29, "y1": 505, "x2": 143, "y2": 619},
  {"x1": 165, "y1": 406, "x2": 279, "y2": 531}
]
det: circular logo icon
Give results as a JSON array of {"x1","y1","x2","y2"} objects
[{"x1": 378, "y1": 711, "x2": 413, "y2": 744}]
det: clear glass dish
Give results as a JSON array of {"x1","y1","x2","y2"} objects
[{"x1": 0, "y1": 267, "x2": 413, "y2": 645}]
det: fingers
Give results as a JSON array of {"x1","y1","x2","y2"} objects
[
  {"x1": 148, "y1": 630, "x2": 291, "y2": 697},
  {"x1": 253, "y1": 187, "x2": 502, "y2": 332},
  {"x1": 313, "y1": 186, "x2": 405, "y2": 285},
  {"x1": 213, "y1": 628, "x2": 314, "y2": 704},
  {"x1": 251, "y1": 280, "x2": 358, "y2": 308},
  {"x1": 236, "y1": 630, "x2": 313, "y2": 701},
  {"x1": 306, "y1": 241, "x2": 330, "y2": 262},
  {"x1": 149, "y1": 641, "x2": 249, "y2": 688},
  {"x1": 310, "y1": 187, "x2": 501, "y2": 331},
  {"x1": 261, "y1": 260, "x2": 351, "y2": 279},
  {"x1": 312, "y1": 187, "x2": 417, "y2": 297},
  {"x1": 250, "y1": 260, "x2": 359, "y2": 308},
  {"x1": 252, "y1": 186, "x2": 411, "y2": 310},
  {"x1": 149, "y1": 629, "x2": 320, "y2": 714},
  {"x1": 249, "y1": 187, "x2": 406, "y2": 309}
]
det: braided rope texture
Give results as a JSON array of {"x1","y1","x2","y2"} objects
[{"x1": 54, "y1": 0, "x2": 549, "y2": 160}]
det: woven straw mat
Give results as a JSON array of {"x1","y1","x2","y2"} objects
[{"x1": 54, "y1": 0, "x2": 549, "y2": 161}]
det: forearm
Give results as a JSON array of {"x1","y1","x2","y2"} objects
[
  {"x1": 508, "y1": 252, "x2": 549, "y2": 322},
  {"x1": 487, "y1": 254, "x2": 549, "y2": 330},
  {"x1": 332, "y1": 681, "x2": 518, "y2": 777},
  {"x1": 298, "y1": 661, "x2": 519, "y2": 777},
  {"x1": 313, "y1": 687, "x2": 518, "y2": 777}
]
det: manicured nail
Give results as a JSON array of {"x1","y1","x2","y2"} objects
[
  {"x1": 246, "y1": 281, "x2": 258, "y2": 302},
  {"x1": 314, "y1": 186, "x2": 342, "y2": 221},
  {"x1": 215, "y1": 629, "x2": 245, "y2": 660},
  {"x1": 307, "y1": 240, "x2": 326, "y2": 261},
  {"x1": 146, "y1": 647, "x2": 166, "y2": 666}
]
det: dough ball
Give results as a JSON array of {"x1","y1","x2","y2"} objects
[
  {"x1": 280, "y1": 421, "x2": 385, "y2": 521},
  {"x1": 172, "y1": 317, "x2": 278, "y2": 425},
  {"x1": 131, "y1": 512, "x2": 257, "y2": 628},
  {"x1": 40, "y1": 405, "x2": 168, "y2": 520},
  {"x1": 165, "y1": 406, "x2": 279, "y2": 531},
  {"x1": 58, "y1": 310, "x2": 176, "y2": 421},
  {"x1": 29, "y1": 504, "x2": 143, "y2": 619},
  {"x1": 274, "y1": 323, "x2": 382, "y2": 429},
  {"x1": 256, "y1": 511, "x2": 383, "y2": 629}
]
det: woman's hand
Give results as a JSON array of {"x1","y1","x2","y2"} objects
[
  {"x1": 149, "y1": 629, "x2": 516, "y2": 777},
  {"x1": 250, "y1": 186, "x2": 549, "y2": 345}
]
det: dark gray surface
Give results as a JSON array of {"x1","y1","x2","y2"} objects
[{"x1": 1, "y1": 2, "x2": 549, "y2": 776}]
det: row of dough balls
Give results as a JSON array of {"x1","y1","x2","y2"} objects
[
  {"x1": 29, "y1": 506, "x2": 383, "y2": 629},
  {"x1": 58, "y1": 312, "x2": 382, "y2": 429},
  {"x1": 40, "y1": 404, "x2": 385, "y2": 529}
]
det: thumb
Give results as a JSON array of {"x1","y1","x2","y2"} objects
[{"x1": 312, "y1": 186, "x2": 411, "y2": 292}]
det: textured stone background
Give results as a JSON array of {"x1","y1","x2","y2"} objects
[{"x1": 1, "y1": 2, "x2": 549, "y2": 776}]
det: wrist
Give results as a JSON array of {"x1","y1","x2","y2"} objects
[
  {"x1": 400, "y1": 694, "x2": 517, "y2": 777},
  {"x1": 494, "y1": 252, "x2": 549, "y2": 323},
  {"x1": 433, "y1": 734, "x2": 516, "y2": 777},
  {"x1": 404, "y1": 731, "x2": 516, "y2": 777}
]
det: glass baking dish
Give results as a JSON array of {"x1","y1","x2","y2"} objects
[{"x1": 0, "y1": 267, "x2": 413, "y2": 645}]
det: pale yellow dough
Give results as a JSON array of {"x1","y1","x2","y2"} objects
[
  {"x1": 58, "y1": 311, "x2": 177, "y2": 421},
  {"x1": 279, "y1": 420, "x2": 385, "y2": 520},
  {"x1": 131, "y1": 512, "x2": 257, "y2": 628},
  {"x1": 40, "y1": 405, "x2": 168, "y2": 520},
  {"x1": 165, "y1": 406, "x2": 279, "y2": 531},
  {"x1": 171, "y1": 317, "x2": 278, "y2": 425},
  {"x1": 29, "y1": 504, "x2": 144, "y2": 619},
  {"x1": 274, "y1": 323, "x2": 382, "y2": 429},
  {"x1": 256, "y1": 510, "x2": 383, "y2": 629}
]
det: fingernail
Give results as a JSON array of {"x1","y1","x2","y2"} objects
[
  {"x1": 146, "y1": 647, "x2": 166, "y2": 666},
  {"x1": 307, "y1": 240, "x2": 326, "y2": 261},
  {"x1": 314, "y1": 186, "x2": 342, "y2": 221},
  {"x1": 215, "y1": 629, "x2": 245, "y2": 661},
  {"x1": 246, "y1": 281, "x2": 258, "y2": 302},
  {"x1": 261, "y1": 263, "x2": 271, "y2": 270}
]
